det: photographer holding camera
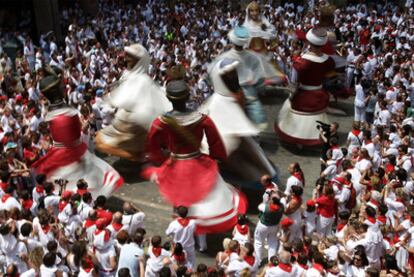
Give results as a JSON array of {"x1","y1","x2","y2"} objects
[{"x1": 319, "y1": 121, "x2": 339, "y2": 171}]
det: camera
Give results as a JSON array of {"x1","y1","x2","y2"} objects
[
  {"x1": 316, "y1": 120, "x2": 330, "y2": 133},
  {"x1": 54, "y1": 178, "x2": 68, "y2": 186}
]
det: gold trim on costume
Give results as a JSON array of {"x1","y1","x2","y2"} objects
[
  {"x1": 171, "y1": 151, "x2": 201, "y2": 160},
  {"x1": 41, "y1": 79, "x2": 60, "y2": 93},
  {"x1": 166, "y1": 93, "x2": 189, "y2": 100}
]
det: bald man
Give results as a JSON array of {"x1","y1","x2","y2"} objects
[
  {"x1": 122, "y1": 202, "x2": 145, "y2": 236},
  {"x1": 107, "y1": 211, "x2": 127, "y2": 240},
  {"x1": 264, "y1": 251, "x2": 300, "y2": 277}
]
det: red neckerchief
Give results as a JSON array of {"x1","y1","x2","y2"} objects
[
  {"x1": 378, "y1": 215, "x2": 387, "y2": 225},
  {"x1": 292, "y1": 172, "x2": 303, "y2": 183},
  {"x1": 269, "y1": 203, "x2": 280, "y2": 211},
  {"x1": 77, "y1": 188, "x2": 88, "y2": 196},
  {"x1": 365, "y1": 140, "x2": 372, "y2": 145},
  {"x1": 83, "y1": 256, "x2": 94, "y2": 273},
  {"x1": 236, "y1": 224, "x2": 249, "y2": 235},
  {"x1": 292, "y1": 195, "x2": 302, "y2": 204},
  {"x1": 84, "y1": 219, "x2": 96, "y2": 228},
  {"x1": 1, "y1": 194, "x2": 11, "y2": 203},
  {"x1": 313, "y1": 263, "x2": 324, "y2": 272},
  {"x1": 351, "y1": 129, "x2": 361, "y2": 137},
  {"x1": 58, "y1": 200, "x2": 68, "y2": 212},
  {"x1": 244, "y1": 255, "x2": 255, "y2": 266},
  {"x1": 22, "y1": 199, "x2": 33, "y2": 210},
  {"x1": 152, "y1": 246, "x2": 162, "y2": 257},
  {"x1": 278, "y1": 262, "x2": 292, "y2": 272},
  {"x1": 367, "y1": 216, "x2": 376, "y2": 224},
  {"x1": 299, "y1": 263, "x2": 308, "y2": 270},
  {"x1": 265, "y1": 184, "x2": 274, "y2": 190},
  {"x1": 112, "y1": 222, "x2": 123, "y2": 232},
  {"x1": 386, "y1": 163, "x2": 395, "y2": 173},
  {"x1": 0, "y1": 182, "x2": 8, "y2": 192},
  {"x1": 331, "y1": 145, "x2": 339, "y2": 150},
  {"x1": 35, "y1": 185, "x2": 44, "y2": 194},
  {"x1": 337, "y1": 222, "x2": 346, "y2": 232},
  {"x1": 41, "y1": 224, "x2": 51, "y2": 234},
  {"x1": 327, "y1": 270, "x2": 339, "y2": 275},
  {"x1": 370, "y1": 199, "x2": 379, "y2": 207},
  {"x1": 396, "y1": 198, "x2": 405, "y2": 204},
  {"x1": 177, "y1": 218, "x2": 190, "y2": 227},
  {"x1": 173, "y1": 252, "x2": 186, "y2": 263},
  {"x1": 94, "y1": 229, "x2": 110, "y2": 242}
]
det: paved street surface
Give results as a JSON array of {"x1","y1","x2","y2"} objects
[{"x1": 106, "y1": 91, "x2": 355, "y2": 265}]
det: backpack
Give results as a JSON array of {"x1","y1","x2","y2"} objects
[{"x1": 346, "y1": 184, "x2": 357, "y2": 211}]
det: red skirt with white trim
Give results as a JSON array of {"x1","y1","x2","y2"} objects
[
  {"x1": 142, "y1": 155, "x2": 248, "y2": 234},
  {"x1": 32, "y1": 143, "x2": 123, "y2": 198}
]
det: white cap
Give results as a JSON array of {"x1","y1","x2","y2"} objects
[
  {"x1": 306, "y1": 28, "x2": 328, "y2": 46},
  {"x1": 124, "y1": 44, "x2": 146, "y2": 59}
]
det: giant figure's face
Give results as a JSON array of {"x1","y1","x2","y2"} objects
[
  {"x1": 248, "y1": 5, "x2": 260, "y2": 22},
  {"x1": 125, "y1": 53, "x2": 140, "y2": 70}
]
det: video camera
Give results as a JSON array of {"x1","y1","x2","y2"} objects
[{"x1": 316, "y1": 121, "x2": 330, "y2": 133}]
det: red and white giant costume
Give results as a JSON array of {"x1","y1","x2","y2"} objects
[
  {"x1": 32, "y1": 107, "x2": 123, "y2": 198},
  {"x1": 275, "y1": 48, "x2": 335, "y2": 145},
  {"x1": 142, "y1": 111, "x2": 247, "y2": 234}
]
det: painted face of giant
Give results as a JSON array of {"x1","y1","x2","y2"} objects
[
  {"x1": 248, "y1": 2, "x2": 260, "y2": 22},
  {"x1": 125, "y1": 53, "x2": 140, "y2": 70}
]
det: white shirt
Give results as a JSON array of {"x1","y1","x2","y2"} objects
[
  {"x1": 122, "y1": 212, "x2": 145, "y2": 235},
  {"x1": 166, "y1": 218, "x2": 196, "y2": 248},
  {"x1": 0, "y1": 195, "x2": 22, "y2": 211},
  {"x1": 117, "y1": 242, "x2": 144, "y2": 276},
  {"x1": 284, "y1": 175, "x2": 303, "y2": 195},
  {"x1": 354, "y1": 84, "x2": 365, "y2": 108}
]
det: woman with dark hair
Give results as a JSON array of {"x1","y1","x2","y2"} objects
[
  {"x1": 346, "y1": 248, "x2": 369, "y2": 276},
  {"x1": 171, "y1": 243, "x2": 190, "y2": 271},
  {"x1": 284, "y1": 185, "x2": 303, "y2": 241},
  {"x1": 66, "y1": 241, "x2": 87, "y2": 275}
]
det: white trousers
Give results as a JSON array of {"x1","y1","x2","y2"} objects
[
  {"x1": 254, "y1": 221, "x2": 279, "y2": 262},
  {"x1": 354, "y1": 106, "x2": 366, "y2": 122},
  {"x1": 184, "y1": 246, "x2": 196, "y2": 271},
  {"x1": 316, "y1": 215, "x2": 334, "y2": 237}
]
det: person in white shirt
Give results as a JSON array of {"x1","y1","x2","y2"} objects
[
  {"x1": 117, "y1": 230, "x2": 145, "y2": 277},
  {"x1": 42, "y1": 183, "x2": 61, "y2": 216},
  {"x1": 40, "y1": 252, "x2": 64, "y2": 277},
  {"x1": 346, "y1": 121, "x2": 363, "y2": 155},
  {"x1": 166, "y1": 206, "x2": 196, "y2": 270},
  {"x1": 122, "y1": 202, "x2": 145, "y2": 236},
  {"x1": 264, "y1": 251, "x2": 300, "y2": 277},
  {"x1": 355, "y1": 148, "x2": 372, "y2": 174},
  {"x1": 77, "y1": 192, "x2": 93, "y2": 221},
  {"x1": 145, "y1": 236, "x2": 171, "y2": 277},
  {"x1": 354, "y1": 79, "x2": 369, "y2": 123},
  {"x1": 284, "y1": 163, "x2": 304, "y2": 196},
  {"x1": 321, "y1": 150, "x2": 337, "y2": 181}
]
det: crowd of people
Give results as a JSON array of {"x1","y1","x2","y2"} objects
[{"x1": 0, "y1": 0, "x2": 414, "y2": 276}]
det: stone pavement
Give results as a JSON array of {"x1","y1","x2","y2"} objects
[{"x1": 107, "y1": 91, "x2": 355, "y2": 266}]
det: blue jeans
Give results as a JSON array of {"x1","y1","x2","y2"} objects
[{"x1": 242, "y1": 85, "x2": 267, "y2": 125}]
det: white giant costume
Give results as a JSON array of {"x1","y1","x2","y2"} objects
[{"x1": 96, "y1": 44, "x2": 172, "y2": 161}]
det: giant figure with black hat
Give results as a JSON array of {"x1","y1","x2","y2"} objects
[
  {"x1": 275, "y1": 28, "x2": 335, "y2": 146},
  {"x1": 31, "y1": 66, "x2": 123, "y2": 198},
  {"x1": 141, "y1": 79, "x2": 247, "y2": 234},
  {"x1": 201, "y1": 58, "x2": 277, "y2": 188},
  {"x1": 95, "y1": 44, "x2": 171, "y2": 161}
]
